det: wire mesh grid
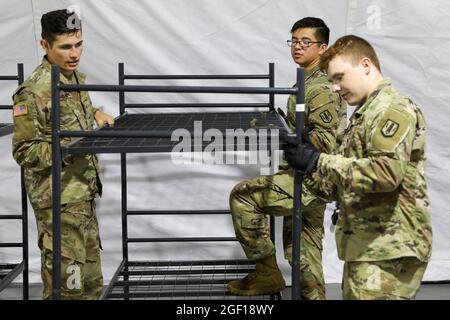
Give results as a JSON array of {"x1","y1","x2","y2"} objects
[
  {"x1": 65, "y1": 111, "x2": 287, "y2": 154},
  {"x1": 105, "y1": 260, "x2": 282, "y2": 300}
]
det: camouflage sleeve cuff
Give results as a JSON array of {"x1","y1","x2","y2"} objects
[{"x1": 317, "y1": 153, "x2": 353, "y2": 187}]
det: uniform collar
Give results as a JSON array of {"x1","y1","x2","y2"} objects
[
  {"x1": 42, "y1": 56, "x2": 86, "y2": 84},
  {"x1": 355, "y1": 78, "x2": 392, "y2": 116},
  {"x1": 305, "y1": 65, "x2": 321, "y2": 82},
  {"x1": 292, "y1": 66, "x2": 321, "y2": 88}
]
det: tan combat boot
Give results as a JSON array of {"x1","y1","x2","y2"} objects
[{"x1": 227, "y1": 255, "x2": 286, "y2": 296}]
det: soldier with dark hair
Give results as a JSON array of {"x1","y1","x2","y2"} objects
[
  {"x1": 12, "y1": 9, "x2": 114, "y2": 299},
  {"x1": 227, "y1": 17, "x2": 346, "y2": 298},
  {"x1": 284, "y1": 35, "x2": 432, "y2": 299}
]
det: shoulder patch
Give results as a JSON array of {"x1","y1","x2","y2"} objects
[
  {"x1": 371, "y1": 109, "x2": 412, "y2": 152},
  {"x1": 308, "y1": 102, "x2": 339, "y2": 128},
  {"x1": 13, "y1": 105, "x2": 28, "y2": 117},
  {"x1": 319, "y1": 110, "x2": 333, "y2": 123},
  {"x1": 380, "y1": 119, "x2": 399, "y2": 137}
]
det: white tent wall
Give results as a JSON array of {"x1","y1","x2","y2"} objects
[
  {"x1": 345, "y1": 0, "x2": 450, "y2": 281},
  {"x1": 0, "y1": 0, "x2": 448, "y2": 287}
]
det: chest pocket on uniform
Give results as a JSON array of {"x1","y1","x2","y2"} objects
[
  {"x1": 81, "y1": 92, "x2": 95, "y2": 129},
  {"x1": 59, "y1": 91, "x2": 84, "y2": 131}
]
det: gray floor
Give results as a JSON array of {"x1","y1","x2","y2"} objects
[
  {"x1": 1, "y1": 283, "x2": 449, "y2": 300},
  {"x1": 282, "y1": 283, "x2": 450, "y2": 300}
]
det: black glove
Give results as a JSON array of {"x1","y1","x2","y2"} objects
[
  {"x1": 302, "y1": 127, "x2": 314, "y2": 144},
  {"x1": 282, "y1": 138, "x2": 321, "y2": 174}
]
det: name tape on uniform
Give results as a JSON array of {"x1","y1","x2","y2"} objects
[{"x1": 296, "y1": 104, "x2": 305, "y2": 112}]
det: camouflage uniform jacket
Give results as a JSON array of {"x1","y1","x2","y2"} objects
[
  {"x1": 285, "y1": 65, "x2": 347, "y2": 152},
  {"x1": 12, "y1": 57, "x2": 102, "y2": 210},
  {"x1": 315, "y1": 79, "x2": 432, "y2": 262},
  {"x1": 278, "y1": 66, "x2": 346, "y2": 205}
]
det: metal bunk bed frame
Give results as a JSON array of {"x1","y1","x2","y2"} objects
[
  {"x1": 49, "y1": 63, "x2": 306, "y2": 300},
  {"x1": 0, "y1": 63, "x2": 29, "y2": 300}
]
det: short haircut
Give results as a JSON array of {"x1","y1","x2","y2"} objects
[
  {"x1": 41, "y1": 9, "x2": 82, "y2": 45},
  {"x1": 290, "y1": 17, "x2": 330, "y2": 45},
  {"x1": 320, "y1": 35, "x2": 381, "y2": 72}
]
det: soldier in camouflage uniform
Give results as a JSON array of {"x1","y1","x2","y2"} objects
[
  {"x1": 284, "y1": 35, "x2": 432, "y2": 299},
  {"x1": 12, "y1": 10, "x2": 114, "y2": 299},
  {"x1": 227, "y1": 18, "x2": 346, "y2": 298}
]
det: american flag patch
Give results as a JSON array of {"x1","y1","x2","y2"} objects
[{"x1": 13, "y1": 105, "x2": 28, "y2": 117}]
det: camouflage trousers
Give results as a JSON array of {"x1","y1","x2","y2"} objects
[
  {"x1": 229, "y1": 171, "x2": 326, "y2": 300},
  {"x1": 343, "y1": 257, "x2": 428, "y2": 300},
  {"x1": 34, "y1": 200, "x2": 103, "y2": 300}
]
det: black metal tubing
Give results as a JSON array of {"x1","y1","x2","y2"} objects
[
  {"x1": 422, "y1": 280, "x2": 450, "y2": 284},
  {"x1": 0, "y1": 243, "x2": 23, "y2": 248},
  {"x1": 122, "y1": 268, "x2": 251, "y2": 276},
  {"x1": 119, "y1": 64, "x2": 128, "y2": 300},
  {"x1": 127, "y1": 237, "x2": 237, "y2": 243},
  {"x1": 121, "y1": 153, "x2": 128, "y2": 262},
  {"x1": 127, "y1": 210, "x2": 231, "y2": 215},
  {"x1": 107, "y1": 291, "x2": 275, "y2": 299},
  {"x1": 60, "y1": 124, "x2": 285, "y2": 155},
  {"x1": 269, "y1": 62, "x2": 275, "y2": 110},
  {"x1": 119, "y1": 63, "x2": 125, "y2": 115},
  {"x1": 124, "y1": 269, "x2": 254, "y2": 276},
  {"x1": 0, "y1": 262, "x2": 24, "y2": 292},
  {"x1": 20, "y1": 167, "x2": 28, "y2": 300},
  {"x1": 118, "y1": 62, "x2": 128, "y2": 269},
  {"x1": 127, "y1": 259, "x2": 253, "y2": 266},
  {"x1": 17, "y1": 63, "x2": 28, "y2": 300},
  {"x1": 0, "y1": 263, "x2": 19, "y2": 269},
  {"x1": 100, "y1": 259, "x2": 126, "y2": 300},
  {"x1": 116, "y1": 278, "x2": 232, "y2": 286},
  {"x1": 0, "y1": 63, "x2": 28, "y2": 300},
  {"x1": 51, "y1": 63, "x2": 304, "y2": 300},
  {"x1": 0, "y1": 124, "x2": 14, "y2": 136},
  {"x1": 0, "y1": 215, "x2": 22, "y2": 219},
  {"x1": 291, "y1": 68, "x2": 306, "y2": 300},
  {"x1": 51, "y1": 66, "x2": 62, "y2": 300},
  {"x1": 0, "y1": 76, "x2": 18, "y2": 80},
  {"x1": 60, "y1": 129, "x2": 174, "y2": 138},
  {"x1": 64, "y1": 143, "x2": 284, "y2": 156},
  {"x1": 124, "y1": 102, "x2": 271, "y2": 108},
  {"x1": 120, "y1": 153, "x2": 130, "y2": 300},
  {"x1": 124, "y1": 74, "x2": 270, "y2": 80},
  {"x1": 118, "y1": 64, "x2": 130, "y2": 298},
  {"x1": 59, "y1": 83, "x2": 296, "y2": 95}
]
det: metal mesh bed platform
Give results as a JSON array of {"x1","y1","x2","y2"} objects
[
  {"x1": 104, "y1": 259, "x2": 281, "y2": 300},
  {"x1": 65, "y1": 111, "x2": 286, "y2": 154}
]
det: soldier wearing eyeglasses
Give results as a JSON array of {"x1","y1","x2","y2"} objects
[{"x1": 227, "y1": 17, "x2": 346, "y2": 299}]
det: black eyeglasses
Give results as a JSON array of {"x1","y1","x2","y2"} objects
[{"x1": 287, "y1": 39, "x2": 323, "y2": 48}]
